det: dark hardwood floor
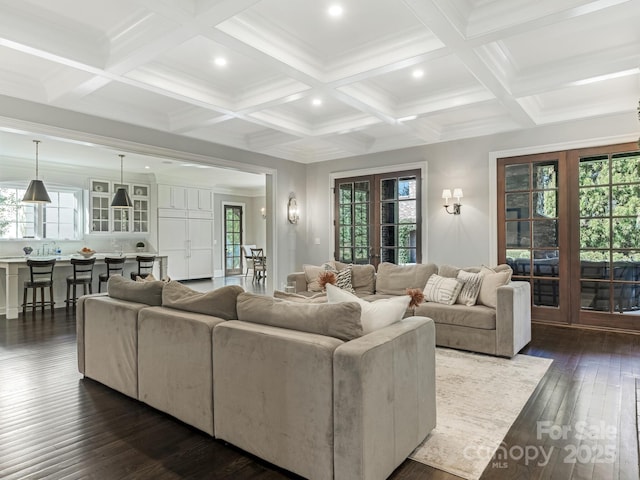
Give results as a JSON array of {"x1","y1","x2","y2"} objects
[{"x1": 1, "y1": 303, "x2": 639, "y2": 479}]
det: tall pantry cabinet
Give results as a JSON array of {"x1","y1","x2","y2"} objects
[{"x1": 157, "y1": 185, "x2": 214, "y2": 280}]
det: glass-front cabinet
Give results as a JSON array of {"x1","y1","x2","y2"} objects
[
  {"x1": 89, "y1": 179, "x2": 149, "y2": 234},
  {"x1": 90, "y1": 180, "x2": 111, "y2": 233},
  {"x1": 132, "y1": 185, "x2": 149, "y2": 233}
]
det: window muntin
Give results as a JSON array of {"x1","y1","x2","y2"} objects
[{"x1": 0, "y1": 186, "x2": 81, "y2": 240}]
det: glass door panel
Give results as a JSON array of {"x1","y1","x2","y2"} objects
[
  {"x1": 578, "y1": 150, "x2": 640, "y2": 319},
  {"x1": 335, "y1": 170, "x2": 421, "y2": 268},
  {"x1": 224, "y1": 205, "x2": 243, "y2": 276},
  {"x1": 499, "y1": 155, "x2": 566, "y2": 321}
]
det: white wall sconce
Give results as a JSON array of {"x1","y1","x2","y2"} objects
[
  {"x1": 287, "y1": 193, "x2": 299, "y2": 224},
  {"x1": 442, "y1": 188, "x2": 463, "y2": 215},
  {"x1": 260, "y1": 207, "x2": 266, "y2": 219}
]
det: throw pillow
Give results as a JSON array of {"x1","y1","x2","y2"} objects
[
  {"x1": 334, "y1": 262, "x2": 376, "y2": 295},
  {"x1": 303, "y1": 261, "x2": 337, "y2": 292},
  {"x1": 334, "y1": 266, "x2": 355, "y2": 293},
  {"x1": 325, "y1": 284, "x2": 410, "y2": 334},
  {"x1": 162, "y1": 281, "x2": 244, "y2": 320},
  {"x1": 107, "y1": 275, "x2": 164, "y2": 306},
  {"x1": 423, "y1": 274, "x2": 463, "y2": 305},
  {"x1": 376, "y1": 262, "x2": 438, "y2": 295},
  {"x1": 236, "y1": 292, "x2": 363, "y2": 341},
  {"x1": 456, "y1": 270, "x2": 484, "y2": 306},
  {"x1": 273, "y1": 290, "x2": 328, "y2": 303},
  {"x1": 477, "y1": 265, "x2": 512, "y2": 308}
]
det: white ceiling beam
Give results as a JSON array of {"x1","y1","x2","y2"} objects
[{"x1": 402, "y1": 0, "x2": 536, "y2": 128}]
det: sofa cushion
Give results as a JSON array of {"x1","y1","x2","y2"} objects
[
  {"x1": 414, "y1": 302, "x2": 497, "y2": 330},
  {"x1": 107, "y1": 275, "x2": 164, "y2": 306},
  {"x1": 438, "y1": 264, "x2": 460, "y2": 278},
  {"x1": 236, "y1": 292, "x2": 363, "y2": 341},
  {"x1": 376, "y1": 262, "x2": 437, "y2": 295},
  {"x1": 325, "y1": 284, "x2": 410, "y2": 334},
  {"x1": 477, "y1": 265, "x2": 512, "y2": 308},
  {"x1": 456, "y1": 270, "x2": 483, "y2": 306},
  {"x1": 334, "y1": 262, "x2": 376, "y2": 295},
  {"x1": 273, "y1": 290, "x2": 328, "y2": 303},
  {"x1": 423, "y1": 274, "x2": 463, "y2": 305},
  {"x1": 161, "y1": 281, "x2": 243, "y2": 320},
  {"x1": 439, "y1": 264, "x2": 483, "y2": 278}
]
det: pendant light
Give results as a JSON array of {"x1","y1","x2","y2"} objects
[
  {"x1": 111, "y1": 154, "x2": 133, "y2": 208},
  {"x1": 22, "y1": 140, "x2": 51, "y2": 203}
]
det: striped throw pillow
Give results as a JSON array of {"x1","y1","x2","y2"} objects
[
  {"x1": 456, "y1": 270, "x2": 484, "y2": 306},
  {"x1": 423, "y1": 274, "x2": 463, "y2": 305}
]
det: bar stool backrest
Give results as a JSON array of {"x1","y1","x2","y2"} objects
[
  {"x1": 71, "y1": 257, "x2": 96, "y2": 281},
  {"x1": 136, "y1": 255, "x2": 155, "y2": 278},
  {"x1": 104, "y1": 256, "x2": 126, "y2": 276},
  {"x1": 27, "y1": 258, "x2": 56, "y2": 284}
]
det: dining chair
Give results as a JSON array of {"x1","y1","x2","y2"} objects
[
  {"x1": 250, "y1": 248, "x2": 266, "y2": 283},
  {"x1": 130, "y1": 255, "x2": 156, "y2": 280},
  {"x1": 98, "y1": 256, "x2": 126, "y2": 292},
  {"x1": 22, "y1": 258, "x2": 56, "y2": 314},
  {"x1": 242, "y1": 244, "x2": 257, "y2": 277},
  {"x1": 66, "y1": 257, "x2": 96, "y2": 309}
]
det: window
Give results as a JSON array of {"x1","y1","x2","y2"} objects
[
  {"x1": 334, "y1": 169, "x2": 421, "y2": 267},
  {"x1": 0, "y1": 185, "x2": 82, "y2": 240},
  {"x1": 44, "y1": 191, "x2": 80, "y2": 239},
  {"x1": 0, "y1": 187, "x2": 36, "y2": 238}
]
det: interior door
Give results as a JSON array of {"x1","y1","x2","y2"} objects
[{"x1": 224, "y1": 205, "x2": 243, "y2": 276}]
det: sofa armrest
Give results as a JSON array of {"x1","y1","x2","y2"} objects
[
  {"x1": 333, "y1": 317, "x2": 436, "y2": 480},
  {"x1": 286, "y1": 271, "x2": 307, "y2": 292},
  {"x1": 496, "y1": 281, "x2": 531, "y2": 357},
  {"x1": 76, "y1": 292, "x2": 109, "y2": 374}
]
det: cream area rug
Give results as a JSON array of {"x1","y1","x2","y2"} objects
[{"x1": 409, "y1": 348, "x2": 553, "y2": 480}]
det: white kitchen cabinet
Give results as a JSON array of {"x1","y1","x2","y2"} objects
[
  {"x1": 158, "y1": 184, "x2": 187, "y2": 210},
  {"x1": 158, "y1": 216, "x2": 213, "y2": 280},
  {"x1": 187, "y1": 188, "x2": 213, "y2": 212}
]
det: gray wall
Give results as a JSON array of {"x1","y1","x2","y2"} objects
[{"x1": 304, "y1": 111, "x2": 638, "y2": 268}]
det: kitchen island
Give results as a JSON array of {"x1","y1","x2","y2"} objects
[{"x1": 0, "y1": 253, "x2": 168, "y2": 319}]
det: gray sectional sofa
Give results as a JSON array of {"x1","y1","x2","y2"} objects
[
  {"x1": 287, "y1": 261, "x2": 532, "y2": 358},
  {"x1": 76, "y1": 276, "x2": 437, "y2": 480}
]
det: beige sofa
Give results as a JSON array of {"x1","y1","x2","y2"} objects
[
  {"x1": 287, "y1": 261, "x2": 531, "y2": 358},
  {"x1": 76, "y1": 276, "x2": 437, "y2": 480}
]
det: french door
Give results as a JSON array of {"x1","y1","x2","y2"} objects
[
  {"x1": 334, "y1": 169, "x2": 421, "y2": 268},
  {"x1": 498, "y1": 142, "x2": 640, "y2": 331},
  {"x1": 224, "y1": 205, "x2": 243, "y2": 276}
]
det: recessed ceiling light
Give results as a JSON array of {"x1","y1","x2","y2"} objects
[
  {"x1": 312, "y1": 98, "x2": 322, "y2": 106},
  {"x1": 144, "y1": 165, "x2": 150, "y2": 169},
  {"x1": 328, "y1": 5, "x2": 343, "y2": 17},
  {"x1": 412, "y1": 69, "x2": 424, "y2": 79},
  {"x1": 571, "y1": 68, "x2": 639, "y2": 86},
  {"x1": 214, "y1": 57, "x2": 227, "y2": 67}
]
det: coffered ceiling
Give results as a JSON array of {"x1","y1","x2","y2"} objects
[{"x1": 0, "y1": 0, "x2": 638, "y2": 165}]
